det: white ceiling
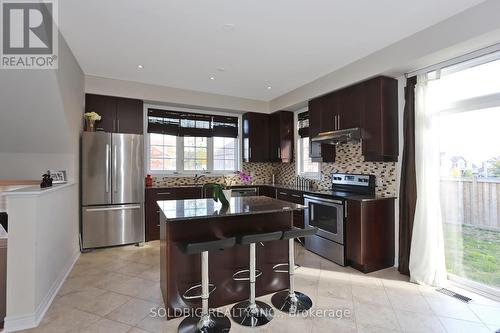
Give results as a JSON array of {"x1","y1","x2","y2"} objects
[{"x1": 59, "y1": 0, "x2": 486, "y2": 101}]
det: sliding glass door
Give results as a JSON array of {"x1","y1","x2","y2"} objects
[{"x1": 429, "y1": 55, "x2": 500, "y2": 296}]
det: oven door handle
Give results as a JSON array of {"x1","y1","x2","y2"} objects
[{"x1": 304, "y1": 195, "x2": 343, "y2": 205}]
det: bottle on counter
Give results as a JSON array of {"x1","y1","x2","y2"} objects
[{"x1": 145, "y1": 174, "x2": 153, "y2": 187}]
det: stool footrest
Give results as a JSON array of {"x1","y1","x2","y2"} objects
[
  {"x1": 272, "y1": 263, "x2": 300, "y2": 273},
  {"x1": 182, "y1": 283, "x2": 216, "y2": 300},
  {"x1": 232, "y1": 269, "x2": 263, "y2": 281}
]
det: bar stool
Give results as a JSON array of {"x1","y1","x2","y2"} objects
[
  {"x1": 231, "y1": 230, "x2": 283, "y2": 327},
  {"x1": 177, "y1": 237, "x2": 236, "y2": 333},
  {"x1": 271, "y1": 226, "x2": 318, "y2": 314}
]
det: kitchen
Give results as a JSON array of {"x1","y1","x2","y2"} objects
[{"x1": 1, "y1": 1, "x2": 500, "y2": 332}]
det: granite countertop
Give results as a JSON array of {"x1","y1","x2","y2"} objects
[
  {"x1": 148, "y1": 183, "x2": 395, "y2": 202},
  {"x1": 158, "y1": 196, "x2": 306, "y2": 222}
]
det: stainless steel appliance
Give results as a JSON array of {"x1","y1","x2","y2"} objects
[
  {"x1": 81, "y1": 132, "x2": 144, "y2": 249},
  {"x1": 231, "y1": 187, "x2": 258, "y2": 197},
  {"x1": 304, "y1": 173, "x2": 375, "y2": 265}
]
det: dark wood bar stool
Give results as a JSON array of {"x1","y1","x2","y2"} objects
[
  {"x1": 231, "y1": 230, "x2": 283, "y2": 328},
  {"x1": 177, "y1": 237, "x2": 236, "y2": 333},
  {"x1": 271, "y1": 226, "x2": 318, "y2": 314}
]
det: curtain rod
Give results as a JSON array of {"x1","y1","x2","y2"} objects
[{"x1": 405, "y1": 42, "x2": 500, "y2": 78}]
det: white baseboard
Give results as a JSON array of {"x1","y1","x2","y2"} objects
[{"x1": 4, "y1": 250, "x2": 80, "y2": 332}]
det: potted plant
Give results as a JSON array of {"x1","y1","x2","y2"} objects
[
  {"x1": 84, "y1": 111, "x2": 101, "y2": 132},
  {"x1": 203, "y1": 171, "x2": 252, "y2": 206}
]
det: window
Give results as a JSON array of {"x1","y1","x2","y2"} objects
[
  {"x1": 214, "y1": 137, "x2": 237, "y2": 171},
  {"x1": 146, "y1": 108, "x2": 240, "y2": 174},
  {"x1": 298, "y1": 137, "x2": 320, "y2": 177},
  {"x1": 184, "y1": 137, "x2": 208, "y2": 171},
  {"x1": 425, "y1": 54, "x2": 500, "y2": 296},
  {"x1": 149, "y1": 133, "x2": 176, "y2": 171}
]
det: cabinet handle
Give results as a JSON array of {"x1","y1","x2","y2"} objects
[
  {"x1": 157, "y1": 192, "x2": 172, "y2": 195},
  {"x1": 344, "y1": 201, "x2": 348, "y2": 219},
  {"x1": 291, "y1": 194, "x2": 301, "y2": 198},
  {"x1": 117, "y1": 119, "x2": 120, "y2": 132},
  {"x1": 278, "y1": 147, "x2": 281, "y2": 158},
  {"x1": 249, "y1": 147, "x2": 252, "y2": 159},
  {"x1": 279, "y1": 192, "x2": 288, "y2": 196},
  {"x1": 338, "y1": 115, "x2": 341, "y2": 129}
]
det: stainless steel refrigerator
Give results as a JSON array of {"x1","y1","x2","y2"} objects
[{"x1": 81, "y1": 132, "x2": 144, "y2": 249}]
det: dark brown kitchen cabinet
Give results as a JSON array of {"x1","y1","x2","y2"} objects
[
  {"x1": 258, "y1": 186, "x2": 276, "y2": 199},
  {"x1": 269, "y1": 111, "x2": 294, "y2": 163},
  {"x1": 242, "y1": 112, "x2": 270, "y2": 162},
  {"x1": 308, "y1": 97, "x2": 336, "y2": 162},
  {"x1": 337, "y1": 83, "x2": 364, "y2": 130},
  {"x1": 85, "y1": 94, "x2": 143, "y2": 134},
  {"x1": 145, "y1": 187, "x2": 203, "y2": 241},
  {"x1": 276, "y1": 189, "x2": 305, "y2": 237},
  {"x1": 346, "y1": 198, "x2": 395, "y2": 273},
  {"x1": 362, "y1": 76, "x2": 398, "y2": 162}
]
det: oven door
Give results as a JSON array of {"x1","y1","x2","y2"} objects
[{"x1": 304, "y1": 196, "x2": 344, "y2": 244}]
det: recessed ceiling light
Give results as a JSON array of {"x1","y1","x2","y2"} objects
[
  {"x1": 137, "y1": 64, "x2": 143, "y2": 69},
  {"x1": 217, "y1": 67, "x2": 226, "y2": 72},
  {"x1": 223, "y1": 23, "x2": 235, "y2": 31},
  {"x1": 210, "y1": 76, "x2": 215, "y2": 80},
  {"x1": 267, "y1": 86, "x2": 272, "y2": 90}
]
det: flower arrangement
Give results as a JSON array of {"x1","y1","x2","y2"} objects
[
  {"x1": 237, "y1": 170, "x2": 252, "y2": 185},
  {"x1": 84, "y1": 112, "x2": 101, "y2": 131},
  {"x1": 84, "y1": 112, "x2": 102, "y2": 121}
]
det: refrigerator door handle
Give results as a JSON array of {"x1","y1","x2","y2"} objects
[
  {"x1": 113, "y1": 144, "x2": 117, "y2": 193},
  {"x1": 85, "y1": 205, "x2": 141, "y2": 212},
  {"x1": 105, "y1": 144, "x2": 110, "y2": 193}
]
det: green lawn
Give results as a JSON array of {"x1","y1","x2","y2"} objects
[{"x1": 443, "y1": 223, "x2": 500, "y2": 289}]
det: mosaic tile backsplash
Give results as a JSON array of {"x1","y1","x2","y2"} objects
[{"x1": 152, "y1": 143, "x2": 397, "y2": 197}]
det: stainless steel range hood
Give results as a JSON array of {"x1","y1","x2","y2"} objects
[{"x1": 311, "y1": 128, "x2": 361, "y2": 145}]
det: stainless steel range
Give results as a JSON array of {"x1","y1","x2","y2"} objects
[{"x1": 304, "y1": 173, "x2": 375, "y2": 265}]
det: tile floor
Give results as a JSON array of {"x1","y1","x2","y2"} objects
[{"x1": 19, "y1": 241, "x2": 500, "y2": 333}]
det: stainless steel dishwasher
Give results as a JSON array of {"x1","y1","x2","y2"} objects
[{"x1": 0, "y1": 224, "x2": 6, "y2": 330}]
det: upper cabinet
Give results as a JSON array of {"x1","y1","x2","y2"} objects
[
  {"x1": 361, "y1": 77, "x2": 398, "y2": 162},
  {"x1": 242, "y1": 111, "x2": 294, "y2": 163},
  {"x1": 85, "y1": 94, "x2": 143, "y2": 134},
  {"x1": 308, "y1": 76, "x2": 398, "y2": 162},
  {"x1": 308, "y1": 96, "x2": 336, "y2": 162},
  {"x1": 269, "y1": 111, "x2": 294, "y2": 163},
  {"x1": 242, "y1": 112, "x2": 270, "y2": 162}
]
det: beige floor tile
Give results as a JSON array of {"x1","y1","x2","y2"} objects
[
  {"x1": 425, "y1": 296, "x2": 481, "y2": 322},
  {"x1": 350, "y1": 275, "x2": 384, "y2": 289},
  {"x1": 56, "y1": 286, "x2": 107, "y2": 308},
  {"x1": 264, "y1": 314, "x2": 313, "y2": 333},
  {"x1": 387, "y1": 290, "x2": 433, "y2": 314},
  {"x1": 351, "y1": 284, "x2": 391, "y2": 306},
  {"x1": 126, "y1": 328, "x2": 151, "y2": 333},
  {"x1": 468, "y1": 303, "x2": 500, "y2": 326},
  {"x1": 76, "y1": 290, "x2": 132, "y2": 316},
  {"x1": 395, "y1": 310, "x2": 446, "y2": 333},
  {"x1": 106, "y1": 298, "x2": 157, "y2": 326},
  {"x1": 356, "y1": 324, "x2": 402, "y2": 332},
  {"x1": 311, "y1": 316, "x2": 357, "y2": 333},
  {"x1": 438, "y1": 317, "x2": 491, "y2": 333},
  {"x1": 317, "y1": 278, "x2": 353, "y2": 300},
  {"x1": 135, "y1": 314, "x2": 183, "y2": 333},
  {"x1": 139, "y1": 266, "x2": 161, "y2": 282},
  {"x1": 93, "y1": 271, "x2": 133, "y2": 290},
  {"x1": 135, "y1": 281, "x2": 163, "y2": 304},
  {"x1": 117, "y1": 262, "x2": 154, "y2": 276},
  {"x1": 106, "y1": 276, "x2": 159, "y2": 298},
  {"x1": 354, "y1": 302, "x2": 400, "y2": 331},
  {"x1": 77, "y1": 318, "x2": 132, "y2": 333},
  {"x1": 35, "y1": 306, "x2": 101, "y2": 332},
  {"x1": 314, "y1": 295, "x2": 354, "y2": 315}
]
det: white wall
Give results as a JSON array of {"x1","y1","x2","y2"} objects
[
  {"x1": 5, "y1": 184, "x2": 80, "y2": 331},
  {"x1": 85, "y1": 75, "x2": 269, "y2": 114}
]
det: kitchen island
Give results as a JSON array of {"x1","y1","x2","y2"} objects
[{"x1": 158, "y1": 196, "x2": 306, "y2": 318}]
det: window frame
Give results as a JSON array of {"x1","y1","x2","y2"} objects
[
  {"x1": 294, "y1": 110, "x2": 321, "y2": 180},
  {"x1": 144, "y1": 104, "x2": 241, "y2": 176}
]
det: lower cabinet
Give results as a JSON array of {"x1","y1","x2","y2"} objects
[
  {"x1": 275, "y1": 188, "x2": 305, "y2": 240},
  {"x1": 145, "y1": 187, "x2": 203, "y2": 241},
  {"x1": 345, "y1": 198, "x2": 395, "y2": 273}
]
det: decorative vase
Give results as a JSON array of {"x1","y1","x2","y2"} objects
[
  {"x1": 222, "y1": 189, "x2": 232, "y2": 202},
  {"x1": 85, "y1": 119, "x2": 96, "y2": 132}
]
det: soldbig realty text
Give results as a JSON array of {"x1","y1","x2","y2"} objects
[{"x1": 1, "y1": 0, "x2": 58, "y2": 69}]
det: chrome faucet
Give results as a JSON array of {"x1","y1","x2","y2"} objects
[{"x1": 194, "y1": 173, "x2": 205, "y2": 185}]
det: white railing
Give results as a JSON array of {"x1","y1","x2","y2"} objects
[{"x1": 441, "y1": 177, "x2": 500, "y2": 230}]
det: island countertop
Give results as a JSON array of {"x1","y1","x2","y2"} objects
[{"x1": 157, "y1": 195, "x2": 306, "y2": 221}]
